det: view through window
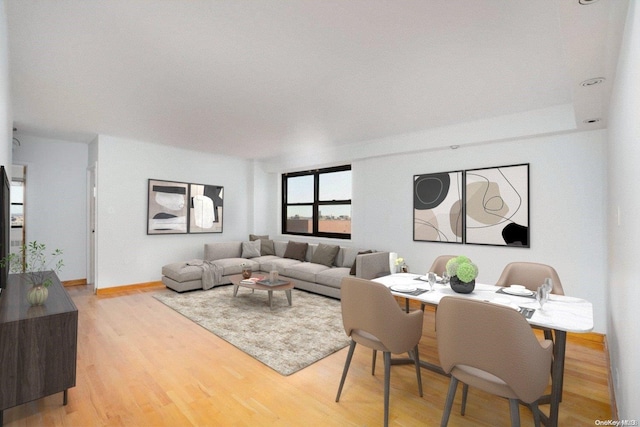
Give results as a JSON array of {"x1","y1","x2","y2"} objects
[{"x1": 282, "y1": 165, "x2": 351, "y2": 239}]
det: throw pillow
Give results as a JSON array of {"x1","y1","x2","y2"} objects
[
  {"x1": 350, "y1": 250, "x2": 373, "y2": 275},
  {"x1": 283, "y1": 241, "x2": 308, "y2": 261},
  {"x1": 249, "y1": 234, "x2": 275, "y2": 255},
  {"x1": 260, "y1": 239, "x2": 275, "y2": 256},
  {"x1": 241, "y1": 240, "x2": 261, "y2": 258},
  {"x1": 249, "y1": 234, "x2": 269, "y2": 241},
  {"x1": 310, "y1": 243, "x2": 340, "y2": 267}
]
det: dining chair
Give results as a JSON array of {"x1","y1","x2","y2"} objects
[
  {"x1": 495, "y1": 261, "x2": 564, "y2": 295},
  {"x1": 416, "y1": 255, "x2": 456, "y2": 311},
  {"x1": 336, "y1": 277, "x2": 424, "y2": 427},
  {"x1": 436, "y1": 297, "x2": 553, "y2": 427},
  {"x1": 495, "y1": 261, "x2": 564, "y2": 342}
]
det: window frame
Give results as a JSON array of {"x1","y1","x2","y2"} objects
[{"x1": 281, "y1": 165, "x2": 352, "y2": 239}]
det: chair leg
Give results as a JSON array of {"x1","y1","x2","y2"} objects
[
  {"x1": 335, "y1": 340, "x2": 356, "y2": 402},
  {"x1": 508, "y1": 398, "x2": 521, "y2": 427},
  {"x1": 383, "y1": 352, "x2": 391, "y2": 427},
  {"x1": 372, "y1": 350, "x2": 377, "y2": 375},
  {"x1": 530, "y1": 400, "x2": 541, "y2": 427},
  {"x1": 440, "y1": 377, "x2": 458, "y2": 427},
  {"x1": 461, "y1": 383, "x2": 468, "y2": 415},
  {"x1": 410, "y1": 345, "x2": 423, "y2": 397}
]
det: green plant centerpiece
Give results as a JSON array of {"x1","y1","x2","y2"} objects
[
  {"x1": 0, "y1": 241, "x2": 64, "y2": 306},
  {"x1": 445, "y1": 255, "x2": 478, "y2": 294}
]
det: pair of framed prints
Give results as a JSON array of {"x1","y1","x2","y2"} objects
[
  {"x1": 147, "y1": 179, "x2": 223, "y2": 235},
  {"x1": 413, "y1": 163, "x2": 529, "y2": 247}
]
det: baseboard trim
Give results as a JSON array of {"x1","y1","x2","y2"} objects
[
  {"x1": 96, "y1": 281, "x2": 165, "y2": 295},
  {"x1": 62, "y1": 278, "x2": 87, "y2": 287},
  {"x1": 604, "y1": 336, "x2": 618, "y2": 419},
  {"x1": 568, "y1": 331, "x2": 605, "y2": 343}
]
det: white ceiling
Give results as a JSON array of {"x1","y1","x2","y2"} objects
[{"x1": 6, "y1": 0, "x2": 628, "y2": 160}]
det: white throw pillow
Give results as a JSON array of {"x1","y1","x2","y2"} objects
[{"x1": 241, "y1": 240, "x2": 261, "y2": 258}]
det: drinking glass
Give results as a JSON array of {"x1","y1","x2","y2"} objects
[
  {"x1": 543, "y1": 278, "x2": 553, "y2": 293},
  {"x1": 427, "y1": 272, "x2": 437, "y2": 291},
  {"x1": 536, "y1": 286, "x2": 549, "y2": 310},
  {"x1": 441, "y1": 271, "x2": 450, "y2": 285}
]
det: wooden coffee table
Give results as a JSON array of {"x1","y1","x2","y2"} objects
[{"x1": 230, "y1": 274, "x2": 293, "y2": 310}]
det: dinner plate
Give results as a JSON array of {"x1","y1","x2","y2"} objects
[
  {"x1": 502, "y1": 287, "x2": 534, "y2": 296},
  {"x1": 390, "y1": 285, "x2": 417, "y2": 293},
  {"x1": 492, "y1": 297, "x2": 520, "y2": 310}
]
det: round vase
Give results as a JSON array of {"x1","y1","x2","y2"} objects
[
  {"x1": 241, "y1": 267, "x2": 252, "y2": 279},
  {"x1": 450, "y1": 276, "x2": 475, "y2": 294},
  {"x1": 27, "y1": 285, "x2": 49, "y2": 306}
]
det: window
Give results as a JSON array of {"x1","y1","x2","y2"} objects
[{"x1": 282, "y1": 165, "x2": 351, "y2": 239}]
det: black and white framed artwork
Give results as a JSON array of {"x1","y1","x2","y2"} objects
[{"x1": 147, "y1": 179, "x2": 189, "y2": 234}]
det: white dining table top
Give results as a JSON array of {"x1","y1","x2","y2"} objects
[{"x1": 373, "y1": 273, "x2": 594, "y2": 333}]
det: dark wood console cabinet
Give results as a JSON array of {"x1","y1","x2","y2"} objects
[{"x1": 0, "y1": 272, "x2": 78, "y2": 424}]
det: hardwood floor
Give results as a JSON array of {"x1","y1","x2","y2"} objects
[{"x1": 4, "y1": 285, "x2": 612, "y2": 426}]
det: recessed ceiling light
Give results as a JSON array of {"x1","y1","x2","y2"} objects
[
  {"x1": 450, "y1": 145, "x2": 459, "y2": 150},
  {"x1": 583, "y1": 118, "x2": 601, "y2": 124},
  {"x1": 579, "y1": 0, "x2": 600, "y2": 5},
  {"x1": 580, "y1": 77, "x2": 606, "y2": 87}
]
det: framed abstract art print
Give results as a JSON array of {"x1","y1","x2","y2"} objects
[
  {"x1": 464, "y1": 163, "x2": 529, "y2": 247},
  {"x1": 413, "y1": 170, "x2": 464, "y2": 243}
]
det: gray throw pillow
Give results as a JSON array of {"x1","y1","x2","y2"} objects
[
  {"x1": 283, "y1": 241, "x2": 308, "y2": 261},
  {"x1": 260, "y1": 239, "x2": 275, "y2": 256},
  {"x1": 350, "y1": 250, "x2": 373, "y2": 275},
  {"x1": 249, "y1": 234, "x2": 275, "y2": 255},
  {"x1": 310, "y1": 243, "x2": 340, "y2": 267},
  {"x1": 249, "y1": 234, "x2": 268, "y2": 241},
  {"x1": 241, "y1": 240, "x2": 261, "y2": 258}
]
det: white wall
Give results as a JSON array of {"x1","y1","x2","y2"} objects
[
  {"x1": 11, "y1": 135, "x2": 88, "y2": 282},
  {"x1": 606, "y1": 0, "x2": 639, "y2": 420},
  {"x1": 0, "y1": 0, "x2": 11, "y2": 168},
  {"x1": 258, "y1": 129, "x2": 608, "y2": 333},
  {"x1": 94, "y1": 135, "x2": 254, "y2": 289}
]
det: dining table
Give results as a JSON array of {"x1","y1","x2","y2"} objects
[{"x1": 372, "y1": 273, "x2": 594, "y2": 427}]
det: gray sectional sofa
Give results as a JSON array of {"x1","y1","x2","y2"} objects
[{"x1": 161, "y1": 239, "x2": 391, "y2": 299}]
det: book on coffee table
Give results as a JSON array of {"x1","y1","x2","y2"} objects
[{"x1": 240, "y1": 276, "x2": 264, "y2": 285}]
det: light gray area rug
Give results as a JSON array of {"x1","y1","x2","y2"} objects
[{"x1": 154, "y1": 285, "x2": 350, "y2": 376}]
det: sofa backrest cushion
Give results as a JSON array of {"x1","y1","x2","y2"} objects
[
  {"x1": 274, "y1": 241, "x2": 288, "y2": 257},
  {"x1": 205, "y1": 242, "x2": 242, "y2": 261},
  {"x1": 283, "y1": 241, "x2": 308, "y2": 261},
  {"x1": 310, "y1": 243, "x2": 340, "y2": 267},
  {"x1": 349, "y1": 250, "x2": 373, "y2": 275}
]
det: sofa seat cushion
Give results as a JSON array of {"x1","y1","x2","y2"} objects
[
  {"x1": 162, "y1": 261, "x2": 203, "y2": 283},
  {"x1": 316, "y1": 267, "x2": 352, "y2": 289},
  {"x1": 284, "y1": 262, "x2": 331, "y2": 283},
  {"x1": 211, "y1": 258, "x2": 260, "y2": 275},
  {"x1": 262, "y1": 257, "x2": 303, "y2": 275},
  {"x1": 251, "y1": 255, "x2": 280, "y2": 268}
]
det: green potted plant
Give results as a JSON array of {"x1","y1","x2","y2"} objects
[
  {"x1": 445, "y1": 255, "x2": 478, "y2": 294},
  {"x1": 0, "y1": 241, "x2": 64, "y2": 305}
]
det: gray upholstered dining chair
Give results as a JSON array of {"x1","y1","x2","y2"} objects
[
  {"x1": 416, "y1": 255, "x2": 456, "y2": 311},
  {"x1": 430, "y1": 255, "x2": 456, "y2": 277},
  {"x1": 495, "y1": 261, "x2": 564, "y2": 295},
  {"x1": 436, "y1": 297, "x2": 553, "y2": 427},
  {"x1": 336, "y1": 277, "x2": 424, "y2": 427},
  {"x1": 495, "y1": 261, "x2": 564, "y2": 341}
]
